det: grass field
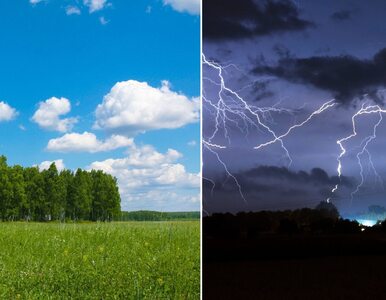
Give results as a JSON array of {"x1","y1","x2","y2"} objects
[{"x1": 0, "y1": 221, "x2": 199, "y2": 299}]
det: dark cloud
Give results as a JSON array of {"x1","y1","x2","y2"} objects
[
  {"x1": 203, "y1": 0, "x2": 314, "y2": 41},
  {"x1": 239, "y1": 166, "x2": 352, "y2": 187},
  {"x1": 253, "y1": 48, "x2": 386, "y2": 104},
  {"x1": 216, "y1": 48, "x2": 233, "y2": 58},
  {"x1": 204, "y1": 166, "x2": 354, "y2": 213},
  {"x1": 243, "y1": 79, "x2": 275, "y2": 101},
  {"x1": 273, "y1": 44, "x2": 293, "y2": 59},
  {"x1": 330, "y1": 10, "x2": 352, "y2": 21},
  {"x1": 314, "y1": 46, "x2": 331, "y2": 55},
  {"x1": 253, "y1": 83, "x2": 275, "y2": 101}
]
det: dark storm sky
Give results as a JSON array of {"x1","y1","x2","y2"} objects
[{"x1": 203, "y1": 0, "x2": 386, "y2": 216}]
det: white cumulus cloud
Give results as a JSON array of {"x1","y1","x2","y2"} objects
[
  {"x1": 83, "y1": 0, "x2": 108, "y2": 13},
  {"x1": 29, "y1": 0, "x2": 109, "y2": 17},
  {"x1": 66, "y1": 5, "x2": 81, "y2": 15},
  {"x1": 163, "y1": 0, "x2": 200, "y2": 15},
  {"x1": 94, "y1": 80, "x2": 199, "y2": 135},
  {"x1": 47, "y1": 132, "x2": 133, "y2": 153},
  {"x1": 37, "y1": 159, "x2": 66, "y2": 172},
  {"x1": 99, "y1": 16, "x2": 109, "y2": 25},
  {"x1": 0, "y1": 101, "x2": 18, "y2": 122},
  {"x1": 32, "y1": 97, "x2": 77, "y2": 132},
  {"x1": 29, "y1": 0, "x2": 45, "y2": 4},
  {"x1": 187, "y1": 140, "x2": 197, "y2": 146},
  {"x1": 88, "y1": 142, "x2": 200, "y2": 210}
]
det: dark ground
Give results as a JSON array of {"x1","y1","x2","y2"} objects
[{"x1": 204, "y1": 234, "x2": 386, "y2": 299}]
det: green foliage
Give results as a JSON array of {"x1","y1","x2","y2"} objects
[
  {"x1": 0, "y1": 155, "x2": 120, "y2": 221},
  {"x1": 120, "y1": 210, "x2": 200, "y2": 221},
  {"x1": 0, "y1": 221, "x2": 199, "y2": 299},
  {"x1": 90, "y1": 170, "x2": 121, "y2": 221}
]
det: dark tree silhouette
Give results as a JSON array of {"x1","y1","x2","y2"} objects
[{"x1": 315, "y1": 201, "x2": 340, "y2": 219}]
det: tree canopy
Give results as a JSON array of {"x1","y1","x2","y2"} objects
[{"x1": 0, "y1": 155, "x2": 121, "y2": 221}]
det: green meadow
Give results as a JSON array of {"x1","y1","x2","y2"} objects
[{"x1": 0, "y1": 221, "x2": 199, "y2": 299}]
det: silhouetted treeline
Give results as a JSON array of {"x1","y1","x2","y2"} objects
[
  {"x1": 0, "y1": 155, "x2": 120, "y2": 221},
  {"x1": 120, "y1": 210, "x2": 200, "y2": 221},
  {"x1": 204, "y1": 201, "x2": 374, "y2": 238}
]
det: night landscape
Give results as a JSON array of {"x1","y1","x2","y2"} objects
[{"x1": 203, "y1": 0, "x2": 386, "y2": 298}]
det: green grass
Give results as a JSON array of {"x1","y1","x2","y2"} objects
[{"x1": 0, "y1": 221, "x2": 200, "y2": 299}]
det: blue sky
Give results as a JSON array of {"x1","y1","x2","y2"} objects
[{"x1": 0, "y1": 0, "x2": 200, "y2": 211}]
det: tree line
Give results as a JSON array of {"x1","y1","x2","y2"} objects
[
  {"x1": 0, "y1": 155, "x2": 121, "y2": 221},
  {"x1": 203, "y1": 201, "x2": 369, "y2": 238},
  {"x1": 120, "y1": 210, "x2": 200, "y2": 221}
]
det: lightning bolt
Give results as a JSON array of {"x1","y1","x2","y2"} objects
[
  {"x1": 204, "y1": 53, "x2": 386, "y2": 210},
  {"x1": 203, "y1": 140, "x2": 246, "y2": 204},
  {"x1": 330, "y1": 103, "x2": 386, "y2": 201},
  {"x1": 203, "y1": 54, "x2": 336, "y2": 202},
  {"x1": 254, "y1": 100, "x2": 336, "y2": 150}
]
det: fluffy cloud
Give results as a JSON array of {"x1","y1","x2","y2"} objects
[
  {"x1": 29, "y1": 0, "x2": 44, "y2": 4},
  {"x1": 37, "y1": 159, "x2": 66, "y2": 172},
  {"x1": 83, "y1": 0, "x2": 108, "y2": 13},
  {"x1": 30, "y1": 0, "x2": 108, "y2": 15},
  {"x1": 94, "y1": 80, "x2": 199, "y2": 135},
  {"x1": 99, "y1": 16, "x2": 109, "y2": 25},
  {"x1": 163, "y1": 0, "x2": 200, "y2": 15},
  {"x1": 66, "y1": 6, "x2": 81, "y2": 15},
  {"x1": 0, "y1": 101, "x2": 18, "y2": 122},
  {"x1": 188, "y1": 140, "x2": 197, "y2": 146},
  {"x1": 88, "y1": 142, "x2": 200, "y2": 210},
  {"x1": 121, "y1": 191, "x2": 199, "y2": 211},
  {"x1": 47, "y1": 132, "x2": 133, "y2": 153},
  {"x1": 32, "y1": 97, "x2": 77, "y2": 132}
]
